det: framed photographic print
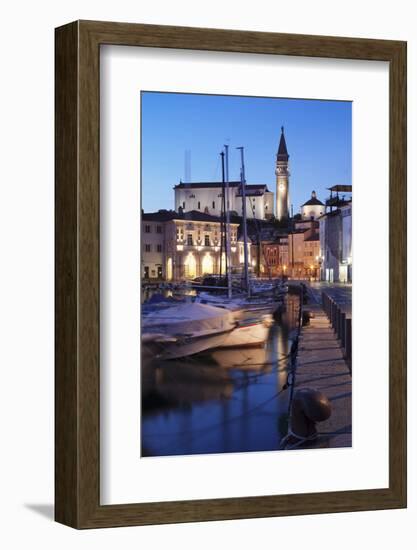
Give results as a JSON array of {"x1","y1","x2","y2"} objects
[{"x1": 55, "y1": 20, "x2": 406, "y2": 528}]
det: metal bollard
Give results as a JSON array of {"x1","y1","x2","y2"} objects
[
  {"x1": 322, "y1": 292, "x2": 328, "y2": 317},
  {"x1": 331, "y1": 300, "x2": 337, "y2": 329},
  {"x1": 345, "y1": 317, "x2": 352, "y2": 363},
  {"x1": 340, "y1": 311, "x2": 346, "y2": 347},
  {"x1": 337, "y1": 308, "x2": 343, "y2": 339}
]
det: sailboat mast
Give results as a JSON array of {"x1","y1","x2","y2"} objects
[
  {"x1": 224, "y1": 145, "x2": 233, "y2": 299},
  {"x1": 237, "y1": 146, "x2": 250, "y2": 296},
  {"x1": 219, "y1": 151, "x2": 225, "y2": 279}
]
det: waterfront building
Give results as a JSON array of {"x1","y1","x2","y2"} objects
[
  {"x1": 251, "y1": 193, "x2": 322, "y2": 279},
  {"x1": 318, "y1": 185, "x2": 352, "y2": 283},
  {"x1": 141, "y1": 216, "x2": 166, "y2": 279},
  {"x1": 142, "y1": 210, "x2": 240, "y2": 281},
  {"x1": 302, "y1": 233, "x2": 321, "y2": 280},
  {"x1": 174, "y1": 181, "x2": 274, "y2": 220},
  {"x1": 287, "y1": 230, "x2": 309, "y2": 279},
  {"x1": 262, "y1": 236, "x2": 289, "y2": 277}
]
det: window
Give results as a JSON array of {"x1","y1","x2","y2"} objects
[
  {"x1": 204, "y1": 235, "x2": 210, "y2": 247},
  {"x1": 145, "y1": 244, "x2": 151, "y2": 252},
  {"x1": 187, "y1": 234, "x2": 193, "y2": 246},
  {"x1": 156, "y1": 225, "x2": 162, "y2": 233},
  {"x1": 182, "y1": 201, "x2": 185, "y2": 209},
  {"x1": 198, "y1": 201, "x2": 201, "y2": 210},
  {"x1": 157, "y1": 244, "x2": 162, "y2": 252},
  {"x1": 212, "y1": 201, "x2": 215, "y2": 209},
  {"x1": 145, "y1": 224, "x2": 151, "y2": 233},
  {"x1": 144, "y1": 266, "x2": 149, "y2": 278}
]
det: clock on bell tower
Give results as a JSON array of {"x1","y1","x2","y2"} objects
[{"x1": 275, "y1": 126, "x2": 290, "y2": 221}]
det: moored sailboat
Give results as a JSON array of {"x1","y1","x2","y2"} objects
[
  {"x1": 142, "y1": 302, "x2": 236, "y2": 360},
  {"x1": 196, "y1": 145, "x2": 286, "y2": 320}
]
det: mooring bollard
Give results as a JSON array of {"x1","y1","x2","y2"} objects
[{"x1": 281, "y1": 388, "x2": 332, "y2": 449}]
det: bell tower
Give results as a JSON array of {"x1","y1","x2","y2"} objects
[{"x1": 275, "y1": 126, "x2": 290, "y2": 221}]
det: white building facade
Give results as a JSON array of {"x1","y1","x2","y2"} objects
[
  {"x1": 142, "y1": 210, "x2": 241, "y2": 281},
  {"x1": 174, "y1": 181, "x2": 274, "y2": 220},
  {"x1": 142, "y1": 219, "x2": 166, "y2": 279},
  {"x1": 319, "y1": 202, "x2": 352, "y2": 283},
  {"x1": 301, "y1": 191, "x2": 325, "y2": 220}
]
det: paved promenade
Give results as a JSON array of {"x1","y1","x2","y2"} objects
[{"x1": 293, "y1": 284, "x2": 352, "y2": 449}]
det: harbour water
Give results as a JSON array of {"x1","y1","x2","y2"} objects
[{"x1": 141, "y1": 293, "x2": 301, "y2": 457}]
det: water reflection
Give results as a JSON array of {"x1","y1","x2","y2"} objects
[
  {"x1": 141, "y1": 294, "x2": 300, "y2": 457},
  {"x1": 141, "y1": 285, "x2": 196, "y2": 304}
]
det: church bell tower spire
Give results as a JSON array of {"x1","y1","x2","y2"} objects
[{"x1": 275, "y1": 126, "x2": 290, "y2": 221}]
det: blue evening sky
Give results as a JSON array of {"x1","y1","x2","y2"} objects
[{"x1": 141, "y1": 92, "x2": 351, "y2": 214}]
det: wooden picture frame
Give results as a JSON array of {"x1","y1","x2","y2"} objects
[{"x1": 55, "y1": 20, "x2": 407, "y2": 528}]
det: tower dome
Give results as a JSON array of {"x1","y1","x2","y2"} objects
[{"x1": 301, "y1": 191, "x2": 325, "y2": 220}]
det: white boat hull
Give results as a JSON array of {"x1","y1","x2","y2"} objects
[
  {"x1": 143, "y1": 328, "x2": 234, "y2": 359},
  {"x1": 195, "y1": 293, "x2": 281, "y2": 318},
  {"x1": 142, "y1": 302, "x2": 236, "y2": 359},
  {"x1": 219, "y1": 319, "x2": 270, "y2": 348}
]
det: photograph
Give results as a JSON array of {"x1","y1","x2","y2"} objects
[
  {"x1": 0, "y1": 0, "x2": 410, "y2": 539},
  {"x1": 140, "y1": 91, "x2": 352, "y2": 457}
]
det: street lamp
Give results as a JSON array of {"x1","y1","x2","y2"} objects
[{"x1": 316, "y1": 255, "x2": 323, "y2": 281}]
